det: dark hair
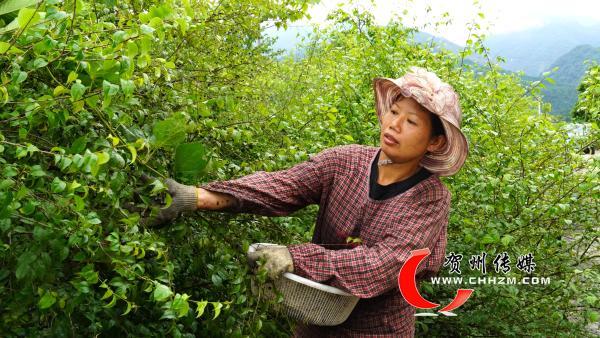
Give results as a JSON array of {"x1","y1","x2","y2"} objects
[{"x1": 430, "y1": 113, "x2": 445, "y2": 138}]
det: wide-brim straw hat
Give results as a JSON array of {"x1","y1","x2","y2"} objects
[{"x1": 373, "y1": 67, "x2": 469, "y2": 176}]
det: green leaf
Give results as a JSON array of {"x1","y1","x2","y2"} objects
[
  {"x1": 38, "y1": 291, "x2": 56, "y2": 309},
  {"x1": 68, "y1": 180, "x2": 82, "y2": 191},
  {"x1": 211, "y1": 274, "x2": 222, "y2": 287},
  {"x1": 501, "y1": 235, "x2": 513, "y2": 247},
  {"x1": 481, "y1": 234, "x2": 496, "y2": 244},
  {"x1": 30, "y1": 165, "x2": 46, "y2": 177},
  {"x1": 160, "y1": 308, "x2": 177, "y2": 320},
  {"x1": 109, "y1": 151, "x2": 125, "y2": 168},
  {"x1": 0, "y1": 17, "x2": 19, "y2": 34},
  {"x1": 0, "y1": 190, "x2": 14, "y2": 219},
  {"x1": 152, "y1": 116, "x2": 187, "y2": 149},
  {"x1": 96, "y1": 151, "x2": 110, "y2": 165},
  {"x1": 32, "y1": 58, "x2": 47, "y2": 68},
  {"x1": 67, "y1": 71, "x2": 78, "y2": 84},
  {"x1": 172, "y1": 293, "x2": 190, "y2": 317},
  {"x1": 17, "y1": 7, "x2": 40, "y2": 29},
  {"x1": 127, "y1": 144, "x2": 137, "y2": 164},
  {"x1": 33, "y1": 37, "x2": 53, "y2": 54},
  {"x1": 153, "y1": 283, "x2": 172, "y2": 302},
  {"x1": 83, "y1": 151, "x2": 99, "y2": 175},
  {"x1": 33, "y1": 226, "x2": 49, "y2": 241},
  {"x1": 120, "y1": 79, "x2": 134, "y2": 97},
  {"x1": 107, "y1": 134, "x2": 120, "y2": 147},
  {"x1": 149, "y1": 4, "x2": 173, "y2": 19},
  {"x1": 255, "y1": 318, "x2": 262, "y2": 331},
  {"x1": 585, "y1": 295, "x2": 597, "y2": 305},
  {"x1": 149, "y1": 179, "x2": 165, "y2": 195},
  {"x1": 126, "y1": 41, "x2": 138, "y2": 58},
  {"x1": 71, "y1": 154, "x2": 84, "y2": 169},
  {"x1": 140, "y1": 24, "x2": 155, "y2": 37},
  {"x1": 174, "y1": 142, "x2": 208, "y2": 178},
  {"x1": 139, "y1": 36, "x2": 152, "y2": 55},
  {"x1": 0, "y1": 86, "x2": 8, "y2": 105},
  {"x1": 51, "y1": 177, "x2": 66, "y2": 193},
  {"x1": 149, "y1": 17, "x2": 163, "y2": 30},
  {"x1": 53, "y1": 85, "x2": 69, "y2": 97},
  {"x1": 73, "y1": 195, "x2": 84, "y2": 211},
  {"x1": 15, "y1": 251, "x2": 36, "y2": 279},
  {"x1": 70, "y1": 80, "x2": 86, "y2": 101},
  {"x1": 69, "y1": 136, "x2": 87, "y2": 154},
  {"x1": 20, "y1": 200, "x2": 37, "y2": 215},
  {"x1": 211, "y1": 302, "x2": 223, "y2": 319},
  {"x1": 0, "y1": 0, "x2": 42, "y2": 16},
  {"x1": 0, "y1": 41, "x2": 23, "y2": 54},
  {"x1": 122, "y1": 301, "x2": 133, "y2": 316},
  {"x1": 15, "y1": 71, "x2": 27, "y2": 84},
  {"x1": 85, "y1": 94, "x2": 99, "y2": 108},
  {"x1": 87, "y1": 217, "x2": 101, "y2": 225},
  {"x1": 112, "y1": 30, "x2": 127, "y2": 44},
  {"x1": 101, "y1": 289, "x2": 113, "y2": 300},
  {"x1": 104, "y1": 295, "x2": 117, "y2": 308},
  {"x1": 79, "y1": 264, "x2": 99, "y2": 284},
  {"x1": 102, "y1": 80, "x2": 119, "y2": 98},
  {"x1": 176, "y1": 18, "x2": 188, "y2": 35},
  {"x1": 14, "y1": 141, "x2": 27, "y2": 154},
  {"x1": 195, "y1": 300, "x2": 208, "y2": 318}
]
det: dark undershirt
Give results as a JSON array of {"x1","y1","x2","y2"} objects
[{"x1": 369, "y1": 149, "x2": 432, "y2": 200}]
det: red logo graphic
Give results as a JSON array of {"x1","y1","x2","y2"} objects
[{"x1": 398, "y1": 248, "x2": 474, "y2": 316}]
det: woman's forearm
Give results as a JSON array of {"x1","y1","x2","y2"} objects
[{"x1": 196, "y1": 187, "x2": 239, "y2": 210}]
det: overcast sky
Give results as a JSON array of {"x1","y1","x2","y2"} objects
[{"x1": 299, "y1": 0, "x2": 600, "y2": 45}]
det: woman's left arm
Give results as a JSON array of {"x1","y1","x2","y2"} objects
[{"x1": 287, "y1": 194, "x2": 450, "y2": 298}]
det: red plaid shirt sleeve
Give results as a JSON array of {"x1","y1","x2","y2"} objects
[
  {"x1": 287, "y1": 194, "x2": 450, "y2": 298},
  {"x1": 199, "y1": 147, "x2": 337, "y2": 216}
]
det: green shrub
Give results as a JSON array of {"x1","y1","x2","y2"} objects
[{"x1": 0, "y1": 1, "x2": 597, "y2": 337}]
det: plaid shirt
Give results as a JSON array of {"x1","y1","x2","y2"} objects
[{"x1": 201, "y1": 144, "x2": 450, "y2": 337}]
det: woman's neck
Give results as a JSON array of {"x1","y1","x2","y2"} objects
[{"x1": 377, "y1": 150, "x2": 423, "y2": 185}]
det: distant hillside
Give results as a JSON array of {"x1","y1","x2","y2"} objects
[
  {"x1": 485, "y1": 21, "x2": 600, "y2": 76},
  {"x1": 267, "y1": 28, "x2": 466, "y2": 56},
  {"x1": 540, "y1": 45, "x2": 600, "y2": 119},
  {"x1": 411, "y1": 31, "x2": 462, "y2": 53},
  {"x1": 546, "y1": 45, "x2": 600, "y2": 83},
  {"x1": 265, "y1": 24, "x2": 600, "y2": 121}
]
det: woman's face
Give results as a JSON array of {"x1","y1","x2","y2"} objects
[{"x1": 379, "y1": 97, "x2": 444, "y2": 164}]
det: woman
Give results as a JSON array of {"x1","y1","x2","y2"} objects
[{"x1": 148, "y1": 67, "x2": 468, "y2": 337}]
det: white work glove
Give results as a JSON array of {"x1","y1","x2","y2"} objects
[{"x1": 247, "y1": 246, "x2": 294, "y2": 280}]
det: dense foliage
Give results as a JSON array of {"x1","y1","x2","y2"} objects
[
  {"x1": 0, "y1": 0, "x2": 313, "y2": 336},
  {"x1": 1, "y1": 1, "x2": 598, "y2": 337},
  {"x1": 573, "y1": 64, "x2": 600, "y2": 125}
]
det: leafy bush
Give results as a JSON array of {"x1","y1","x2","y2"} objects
[
  {"x1": 0, "y1": 1, "x2": 598, "y2": 337},
  {"x1": 573, "y1": 64, "x2": 600, "y2": 125},
  {"x1": 0, "y1": 0, "x2": 311, "y2": 336}
]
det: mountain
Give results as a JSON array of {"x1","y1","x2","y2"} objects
[
  {"x1": 485, "y1": 21, "x2": 600, "y2": 76},
  {"x1": 411, "y1": 31, "x2": 463, "y2": 54},
  {"x1": 540, "y1": 45, "x2": 600, "y2": 119},
  {"x1": 267, "y1": 27, "x2": 466, "y2": 59},
  {"x1": 265, "y1": 22, "x2": 600, "y2": 120},
  {"x1": 545, "y1": 45, "x2": 600, "y2": 83}
]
